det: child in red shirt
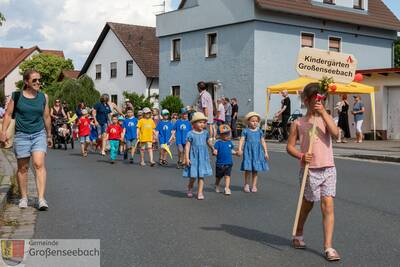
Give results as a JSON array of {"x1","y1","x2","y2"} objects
[
  {"x1": 106, "y1": 114, "x2": 124, "y2": 164},
  {"x1": 77, "y1": 109, "x2": 91, "y2": 157}
]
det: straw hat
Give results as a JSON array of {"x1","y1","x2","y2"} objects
[
  {"x1": 244, "y1": 112, "x2": 261, "y2": 121},
  {"x1": 191, "y1": 112, "x2": 208, "y2": 123}
]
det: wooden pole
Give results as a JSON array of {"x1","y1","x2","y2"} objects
[{"x1": 292, "y1": 115, "x2": 318, "y2": 237}]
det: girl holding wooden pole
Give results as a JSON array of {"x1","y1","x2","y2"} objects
[{"x1": 287, "y1": 82, "x2": 341, "y2": 261}]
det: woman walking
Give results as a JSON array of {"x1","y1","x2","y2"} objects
[
  {"x1": 352, "y1": 95, "x2": 365, "y2": 143},
  {"x1": 337, "y1": 94, "x2": 350, "y2": 143},
  {"x1": 0, "y1": 69, "x2": 52, "y2": 210}
]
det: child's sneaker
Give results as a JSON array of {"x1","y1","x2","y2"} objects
[
  {"x1": 224, "y1": 188, "x2": 232, "y2": 196},
  {"x1": 243, "y1": 184, "x2": 250, "y2": 193},
  {"x1": 215, "y1": 185, "x2": 221, "y2": 193},
  {"x1": 251, "y1": 187, "x2": 258, "y2": 193},
  {"x1": 187, "y1": 190, "x2": 193, "y2": 198},
  {"x1": 123, "y1": 151, "x2": 128, "y2": 160},
  {"x1": 197, "y1": 193, "x2": 205, "y2": 200},
  {"x1": 18, "y1": 198, "x2": 28, "y2": 209}
]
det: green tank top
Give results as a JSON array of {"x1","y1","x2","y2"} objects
[{"x1": 12, "y1": 91, "x2": 46, "y2": 134}]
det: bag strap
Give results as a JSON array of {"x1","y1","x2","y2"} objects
[{"x1": 11, "y1": 91, "x2": 21, "y2": 119}]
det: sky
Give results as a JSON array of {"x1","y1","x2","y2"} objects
[{"x1": 0, "y1": 0, "x2": 398, "y2": 70}]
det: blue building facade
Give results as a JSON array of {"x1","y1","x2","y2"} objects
[{"x1": 156, "y1": 0, "x2": 399, "y2": 117}]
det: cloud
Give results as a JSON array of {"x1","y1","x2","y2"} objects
[{"x1": 0, "y1": 0, "x2": 178, "y2": 69}]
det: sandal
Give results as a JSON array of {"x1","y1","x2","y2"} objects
[
  {"x1": 187, "y1": 190, "x2": 193, "y2": 198},
  {"x1": 324, "y1": 248, "x2": 341, "y2": 261},
  {"x1": 292, "y1": 236, "x2": 306, "y2": 249},
  {"x1": 140, "y1": 162, "x2": 146, "y2": 167},
  {"x1": 251, "y1": 187, "x2": 258, "y2": 193},
  {"x1": 150, "y1": 162, "x2": 156, "y2": 167},
  {"x1": 243, "y1": 184, "x2": 250, "y2": 193}
]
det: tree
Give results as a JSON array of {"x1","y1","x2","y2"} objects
[
  {"x1": 51, "y1": 75, "x2": 100, "y2": 110},
  {"x1": 160, "y1": 96, "x2": 184, "y2": 114},
  {"x1": 18, "y1": 53, "x2": 74, "y2": 91},
  {"x1": 0, "y1": 12, "x2": 5, "y2": 26},
  {"x1": 395, "y1": 39, "x2": 400, "y2": 68},
  {"x1": 123, "y1": 91, "x2": 153, "y2": 114}
]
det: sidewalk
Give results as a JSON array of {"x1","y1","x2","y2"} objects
[{"x1": 264, "y1": 139, "x2": 400, "y2": 163}]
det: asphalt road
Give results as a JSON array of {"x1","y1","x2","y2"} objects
[{"x1": 33, "y1": 146, "x2": 400, "y2": 267}]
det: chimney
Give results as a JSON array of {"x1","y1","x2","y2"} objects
[{"x1": 20, "y1": 46, "x2": 23, "y2": 49}]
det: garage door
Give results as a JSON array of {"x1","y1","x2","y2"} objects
[{"x1": 388, "y1": 87, "x2": 400, "y2": 139}]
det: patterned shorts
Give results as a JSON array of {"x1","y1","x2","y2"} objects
[{"x1": 299, "y1": 167, "x2": 337, "y2": 202}]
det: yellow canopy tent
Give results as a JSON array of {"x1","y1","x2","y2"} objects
[{"x1": 266, "y1": 77, "x2": 378, "y2": 139}]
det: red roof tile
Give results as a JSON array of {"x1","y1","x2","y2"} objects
[{"x1": 41, "y1": 49, "x2": 65, "y2": 58}]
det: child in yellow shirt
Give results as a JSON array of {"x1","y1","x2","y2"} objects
[{"x1": 137, "y1": 107, "x2": 156, "y2": 166}]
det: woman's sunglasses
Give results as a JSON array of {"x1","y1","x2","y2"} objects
[
  {"x1": 32, "y1": 78, "x2": 42, "y2": 84},
  {"x1": 55, "y1": 100, "x2": 61, "y2": 103}
]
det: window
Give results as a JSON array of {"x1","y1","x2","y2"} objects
[
  {"x1": 353, "y1": 0, "x2": 363, "y2": 9},
  {"x1": 126, "y1": 60, "x2": 133, "y2": 76},
  {"x1": 110, "y1": 62, "x2": 117, "y2": 78},
  {"x1": 301, "y1": 33, "x2": 314, "y2": 48},
  {"x1": 172, "y1": 86, "x2": 180, "y2": 97},
  {"x1": 171, "y1": 39, "x2": 181, "y2": 61},
  {"x1": 111, "y1": 94, "x2": 118, "y2": 105},
  {"x1": 206, "y1": 33, "x2": 217, "y2": 58},
  {"x1": 323, "y1": 0, "x2": 334, "y2": 4},
  {"x1": 329, "y1": 37, "x2": 341, "y2": 52},
  {"x1": 95, "y1": 64, "x2": 101, "y2": 80}
]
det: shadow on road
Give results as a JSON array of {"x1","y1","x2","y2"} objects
[
  {"x1": 159, "y1": 190, "x2": 187, "y2": 198},
  {"x1": 201, "y1": 224, "x2": 322, "y2": 257}
]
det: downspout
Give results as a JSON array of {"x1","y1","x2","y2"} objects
[{"x1": 147, "y1": 78, "x2": 154, "y2": 98}]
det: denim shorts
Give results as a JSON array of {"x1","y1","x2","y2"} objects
[
  {"x1": 125, "y1": 138, "x2": 137, "y2": 148},
  {"x1": 14, "y1": 129, "x2": 47, "y2": 159},
  {"x1": 97, "y1": 123, "x2": 108, "y2": 135},
  {"x1": 80, "y1": 136, "x2": 90, "y2": 143}
]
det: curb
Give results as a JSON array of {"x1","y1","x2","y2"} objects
[
  {"x1": 0, "y1": 149, "x2": 16, "y2": 212},
  {"x1": 341, "y1": 154, "x2": 400, "y2": 163}
]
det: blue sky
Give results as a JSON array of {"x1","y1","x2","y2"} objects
[{"x1": 0, "y1": 0, "x2": 399, "y2": 69}]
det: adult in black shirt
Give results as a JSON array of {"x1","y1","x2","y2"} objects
[
  {"x1": 231, "y1": 98, "x2": 239, "y2": 139},
  {"x1": 275, "y1": 90, "x2": 291, "y2": 141}
]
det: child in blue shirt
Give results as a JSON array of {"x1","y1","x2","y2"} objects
[
  {"x1": 156, "y1": 109, "x2": 174, "y2": 166},
  {"x1": 171, "y1": 108, "x2": 192, "y2": 169},
  {"x1": 214, "y1": 124, "x2": 237, "y2": 195},
  {"x1": 123, "y1": 108, "x2": 138, "y2": 163},
  {"x1": 89, "y1": 117, "x2": 99, "y2": 152}
]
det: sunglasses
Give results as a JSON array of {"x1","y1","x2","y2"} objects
[
  {"x1": 55, "y1": 100, "x2": 61, "y2": 103},
  {"x1": 32, "y1": 78, "x2": 42, "y2": 84}
]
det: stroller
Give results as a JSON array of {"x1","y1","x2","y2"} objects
[
  {"x1": 52, "y1": 118, "x2": 74, "y2": 150},
  {"x1": 264, "y1": 117, "x2": 284, "y2": 142}
]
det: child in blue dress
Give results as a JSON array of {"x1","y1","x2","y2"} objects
[
  {"x1": 183, "y1": 112, "x2": 216, "y2": 200},
  {"x1": 171, "y1": 108, "x2": 192, "y2": 169},
  {"x1": 89, "y1": 117, "x2": 99, "y2": 151},
  {"x1": 156, "y1": 109, "x2": 174, "y2": 166},
  {"x1": 238, "y1": 112, "x2": 269, "y2": 193}
]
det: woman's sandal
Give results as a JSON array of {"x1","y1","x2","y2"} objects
[
  {"x1": 292, "y1": 236, "x2": 306, "y2": 249},
  {"x1": 324, "y1": 248, "x2": 341, "y2": 261}
]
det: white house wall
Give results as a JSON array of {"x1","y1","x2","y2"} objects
[{"x1": 85, "y1": 30, "x2": 150, "y2": 107}]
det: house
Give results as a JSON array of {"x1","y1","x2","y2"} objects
[
  {"x1": 156, "y1": 0, "x2": 400, "y2": 125},
  {"x1": 352, "y1": 68, "x2": 400, "y2": 140},
  {"x1": 58, "y1": 70, "x2": 81, "y2": 81},
  {"x1": 80, "y1": 22, "x2": 159, "y2": 107},
  {"x1": 0, "y1": 46, "x2": 64, "y2": 98}
]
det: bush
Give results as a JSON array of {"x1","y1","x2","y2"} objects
[
  {"x1": 123, "y1": 91, "x2": 153, "y2": 114},
  {"x1": 160, "y1": 96, "x2": 184, "y2": 114}
]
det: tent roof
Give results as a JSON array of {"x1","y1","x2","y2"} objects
[{"x1": 267, "y1": 77, "x2": 377, "y2": 95}]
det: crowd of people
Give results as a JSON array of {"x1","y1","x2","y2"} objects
[{"x1": 0, "y1": 70, "x2": 373, "y2": 262}]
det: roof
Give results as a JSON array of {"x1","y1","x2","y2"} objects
[
  {"x1": 0, "y1": 46, "x2": 65, "y2": 81},
  {"x1": 42, "y1": 49, "x2": 65, "y2": 58},
  {"x1": 178, "y1": 0, "x2": 400, "y2": 31},
  {"x1": 80, "y1": 22, "x2": 159, "y2": 78},
  {"x1": 254, "y1": 0, "x2": 400, "y2": 31},
  {"x1": 58, "y1": 70, "x2": 80, "y2": 81},
  {"x1": 357, "y1": 68, "x2": 400, "y2": 76}
]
